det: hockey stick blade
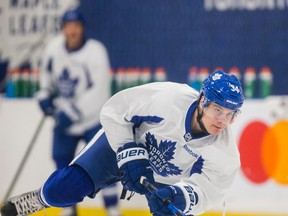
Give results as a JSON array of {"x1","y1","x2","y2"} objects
[{"x1": 140, "y1": 176, "x2": 186, "y2": 216}]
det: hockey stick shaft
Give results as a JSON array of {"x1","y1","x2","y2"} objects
[
  {"x1": 2, "y1": 116, "x2": 46, "y2": 203},
  {"x1": 140, "y1": 176, "x2": 186, "y2": 216}
]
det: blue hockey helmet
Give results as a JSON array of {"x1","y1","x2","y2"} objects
[
  {"x1": 61, "y1": 8, "x2": 85, "y2": 27},
  {"x1": 200, "y1": 70, "x2": 244, "y2": 111}
]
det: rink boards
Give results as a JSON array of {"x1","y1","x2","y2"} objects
[{"x1": 31, "y1": 207, "x2": 288, "y2": 216}]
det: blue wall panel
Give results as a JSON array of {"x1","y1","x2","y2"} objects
[{"x1": 79, "y1": 0, "x2": 288, "y2": 95}]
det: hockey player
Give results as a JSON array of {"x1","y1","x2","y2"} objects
[
  {"x1": 1, "y1": 70, "x2": 245, "y2": 216},
  {"x1": 34, "y1": 8, "x2": 121, "y2": 216}
]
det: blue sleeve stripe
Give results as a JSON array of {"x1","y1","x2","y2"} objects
[
  {"x1": 83, "y1": 65, "x2": 93, "y2": 89},
  {"x1": 47, "y1": 58, "x2": 53, "y2": 73},
  {"x1": 130, "y1": 115, "x2": 164, "y2": 134},
  {"x1": 190, "y1": 156, "x2": 204, "y2": 176}
]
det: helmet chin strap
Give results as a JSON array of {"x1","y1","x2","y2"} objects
[{"x1": 196, "y1": 100, "x2": 210, "y2": 135}]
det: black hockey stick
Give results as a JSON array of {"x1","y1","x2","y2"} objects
[
  {"x1": 140, "y1": 176, "x2": 186, "y2": 216},
  {"x1": 2, "y1": 116, "x2": 46, "y2": 204}
]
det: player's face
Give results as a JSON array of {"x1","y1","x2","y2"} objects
[
  {"x1": 201, "y1": 102, "x2": 236, "y2": 135},
  {"x1": 62, "y1": 21, "x2": 84, "y2": 50}
]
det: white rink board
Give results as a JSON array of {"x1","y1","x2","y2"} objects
[{"x1": 0, "y1": 97, "x2": 288, "y2": 214}]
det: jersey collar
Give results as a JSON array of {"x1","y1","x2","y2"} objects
[{"x1": 184, "y1": 101, "x2": 208, "y2": 142}]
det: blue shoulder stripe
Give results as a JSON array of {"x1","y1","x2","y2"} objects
[{"x1": 130, "y1": 115, "x2": 164, "y2": 134}]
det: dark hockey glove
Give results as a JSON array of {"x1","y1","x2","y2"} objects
[
  {"x1": 148, "y1": 186, "x2": 186, "y2": 216},
  {"x1": 117, "y1": 142, "x2": 155, "y2": 194},
  {"x1": 55, "y1": 111, "x2": 74, "y2": 130},
  {"x1": 55, "y1": 102, "x2": 81, "y2": 131},
  {"x1": 38, "y1": 97, "x2": 54, "y2": 116}
]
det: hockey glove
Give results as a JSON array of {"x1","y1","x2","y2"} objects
[
  {"x1": 117, "y1": 142, "x2": 155, "y2": 194},
  {"x1": 55, "y1": 111, "x2": 74, "y2": 130},
  {"x1": 38, "y1": 97, "x2": 54, "y2": 116},
  {"x1": 55, "y1": 102, "x2": 81, "y2": 131},
  {"x1": 148, "y1": 186, "x2": 186, "y2": 216}
]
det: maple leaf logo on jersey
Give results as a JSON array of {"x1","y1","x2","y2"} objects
[
  {"x1": 145, "y1": 132, "x2": 182, "y2": 177},
  {"x1": 58, "y1": 69, "x2": 79, "y2": 98}
]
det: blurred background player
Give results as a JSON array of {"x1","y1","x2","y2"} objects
[{"x1": 36, "y1": 8, "x2": 122, "y2": 216}]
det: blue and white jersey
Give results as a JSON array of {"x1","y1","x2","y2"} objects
[
  {"x1": 38, "y1": 34, "x2": 111, "y2": 135},
  {"x1": 100, "y1": 82, "x2": 240, "y2": 215}
]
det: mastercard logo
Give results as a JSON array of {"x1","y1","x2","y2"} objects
[{"x1": 239, "y1": 120, "x2": 288, "y2": 184}]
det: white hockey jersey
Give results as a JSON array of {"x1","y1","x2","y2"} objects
[
  {"x1": 38, "y1": 34, "x2": 111, "y2": 135},
  {"x1": 100, "y1": 82, "x2": 240, "y2": 215}
]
